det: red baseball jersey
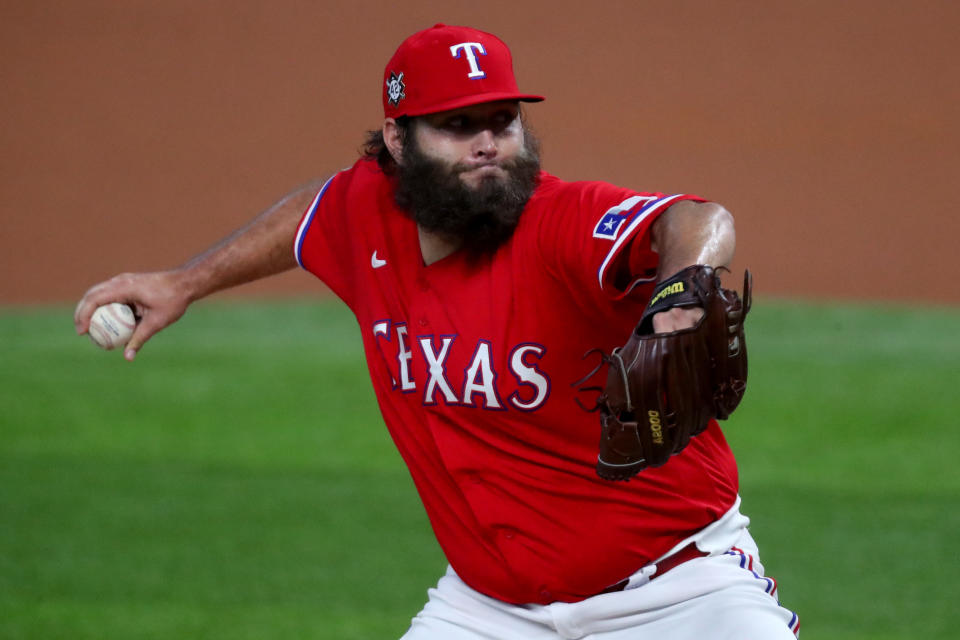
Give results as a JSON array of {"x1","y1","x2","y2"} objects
[{"x1": 294, "y1": 157, "x2": 739, "y2": 605}]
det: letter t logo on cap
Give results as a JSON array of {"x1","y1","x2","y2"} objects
[
  {"x1": 382, "y1": 25, "x2": 543, "y2": 117},
  {"x1": 450, "y1": 42, "x2": 488, "y2": 79}
]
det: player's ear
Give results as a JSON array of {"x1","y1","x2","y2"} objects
[{"x1": 383, "y1": 118, "x2": 405, "y2": 165}]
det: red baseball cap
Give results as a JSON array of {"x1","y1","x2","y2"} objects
[{"x1": 382, "y1": 24, "x2": 544, "y2": 118}]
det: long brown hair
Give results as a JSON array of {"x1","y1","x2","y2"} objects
[{"x1": 361, "y1": 117, "x2": 410, "y2": 175}]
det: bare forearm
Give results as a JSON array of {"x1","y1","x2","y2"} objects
[
  {"x1": 176, "y1": 178, "x2": 325, "y2": 300},
  {"x1": 648, "y1": 201, "x2": 736, "y2": 333},
  {"x1": 75, "y1": 177, "x2": 327, "y2": 360},
  {"x1": 652, "y1": 201, "x2": 735, "y2": 279}
]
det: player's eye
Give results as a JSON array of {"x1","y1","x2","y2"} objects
[
  {"x1": 446, "y1": 116, "x2": 469, "y2": 130},
  {"x1": 491, "y1": 111, "x2": 518, "y2": 132}
]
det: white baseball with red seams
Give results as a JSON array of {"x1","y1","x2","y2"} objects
[{"x1": 88, "y1": 303, "x2": 136, "y2": 350}]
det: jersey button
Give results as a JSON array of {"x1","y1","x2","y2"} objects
[
  {"x1": 539, "y1": 589, "x2": 552, "y2": 602},
  {"x1": 417, "y1": 279, "x2": 429, "y2": 292},
  {"x1": 502, "y1": 528, "x2": 516, "y2": 540},
  {"x1": 418, "y1": 318, "x2": 429, "y2": 328}
]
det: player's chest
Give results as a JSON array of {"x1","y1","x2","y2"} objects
[
  {"x1": 355, "y1": 247, "x2": 559, "y2": 412},
  {"x1": 358, "y1": 235, "x2": 557, "y2": 334}
]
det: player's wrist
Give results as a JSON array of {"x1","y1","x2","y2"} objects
[
  {"x1": 638, "y1": 265, "x2": 712, "y2": 334},
  {"x1": 168, "y1": 264, "x2": 209, "y2": 304}
]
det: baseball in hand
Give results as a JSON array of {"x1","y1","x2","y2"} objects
[{"x1": 88, "y1": 303, "x2": 137, "y2": 350}]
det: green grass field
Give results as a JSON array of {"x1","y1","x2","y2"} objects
[{"x1": 1, "y1": 298, "x2": 957, "y2": 639}]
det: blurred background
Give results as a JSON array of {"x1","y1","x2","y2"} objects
[
  {"x1": 2, "y1": 0, "x2": 958, "y2": 305},
  {"x1": 2, "y1": 2, "x2": 958, "y2": 639}
]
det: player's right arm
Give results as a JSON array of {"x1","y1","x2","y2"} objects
[{"x1": 74, "y1": 177, "x2": 328, "y2": 361}]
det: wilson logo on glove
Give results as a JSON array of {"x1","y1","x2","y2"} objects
[{"x1": 648, "y1": 281, "x2": 685, "y2": 307}]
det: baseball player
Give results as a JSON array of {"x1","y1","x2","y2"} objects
[{"x1": 75, "y1": 24, "x2": 799, "y2": 639}]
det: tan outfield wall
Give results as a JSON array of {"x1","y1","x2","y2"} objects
[{"x1": 1, "y1": 0, "x2": 958, "y2": 305}]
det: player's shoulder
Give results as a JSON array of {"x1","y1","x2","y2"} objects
[
  {"x1": 322, "y1": 157, "x2": 394, "y2": 203},
  {"x1": 528, "y1": 172, "x2": 652, "y2": 216},
  {"x1": 532, "y1": 172, "x2": 613, "y2": 196},
  {"x1": 306, "y1": 157, "x2": 399, "y2": 240},
  {"x1": 332, "y1": 156, "x2": 386, "y2": 185}
]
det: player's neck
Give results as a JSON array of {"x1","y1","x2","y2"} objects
[{"x1": 418, "y1": 226, "x2": 461, "y2": 266}]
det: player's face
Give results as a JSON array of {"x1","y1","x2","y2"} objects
[
  {"x1": 412, "y1": 101, "x2": 526, "y2": 190},
  {"x1": 392, "y1": 102, "x2": 541, "y2": 256}
]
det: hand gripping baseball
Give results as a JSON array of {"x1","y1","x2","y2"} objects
[
  {"x1": 74, "y1": 270, "x2": 192, "y2": 361},
  {"x1": 578, "y1": 265, "x2": 752, "y2": 480}
]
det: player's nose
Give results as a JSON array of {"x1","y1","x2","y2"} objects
[{"x1": 471, "y1": 129, "x2": 498, "y2": 159}]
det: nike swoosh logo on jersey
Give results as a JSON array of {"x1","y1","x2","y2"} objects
[{"x1": 371, "y1": 251, "x2": 387, "y2": 268}]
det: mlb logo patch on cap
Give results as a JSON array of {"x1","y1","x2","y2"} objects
[{"x1": 385, "y1": 71, "x2": 405, "y2": 107}]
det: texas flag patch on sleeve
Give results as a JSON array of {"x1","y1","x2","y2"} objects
[
  {"x1": 592, "y1": 195, "x2": 658, "y2": 240},
  {"x1": 593, "y1": 192, "x2": 706, "y2": 297},
  {"x1": 593, "y1": 211, "x2": 627, "y2": 239}
]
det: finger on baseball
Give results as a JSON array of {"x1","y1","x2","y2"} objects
[
  {"x1": 74, "y1": 274, "x2": 140, "y2": 334},
  {"x1": 122, "y1": 314, "x2": 163, "y2": 361},
  {"x1": 123, "y1": 328, "x2": 148, "y2": 361},
  {"x1": 74, "y1": 283, "x2": 116, "y2": 334},
  {"x1": 73, "y1": 276, "x2": 119, "y2": 335},
  {"x1": 125, "y1": 306, "x2": 182, "y2": 360}
]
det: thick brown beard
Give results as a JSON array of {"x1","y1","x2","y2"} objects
[{"x1": 394, "y1": 125, "x2": 542, "y2": 257}]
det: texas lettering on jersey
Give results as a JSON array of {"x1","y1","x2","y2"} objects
[{"x1": 372, "y1": 319, "x2": 550, "y2": 411}]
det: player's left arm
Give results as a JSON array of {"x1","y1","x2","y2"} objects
[{"x1": 648, "y1": 201, "x2": 736, "y2": 332}]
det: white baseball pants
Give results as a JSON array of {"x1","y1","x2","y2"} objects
[{"x1": 402, "y1": 502, "x2": 800, "y2": 639}]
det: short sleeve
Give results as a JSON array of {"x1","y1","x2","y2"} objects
[
  {"x1": 535, "y1": 178, "x2": 705, "y2": 301},
  {"x1": 293, "y1": 171, "x2": 358, "y2": 309}
]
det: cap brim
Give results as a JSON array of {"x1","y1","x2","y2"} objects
[{"x1": 401, "y1": 92, "x2": 545, "y2": 117}]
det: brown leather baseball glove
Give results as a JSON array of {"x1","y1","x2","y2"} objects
[{"x1": 579, "y1": 265, "x2": 752, "y2": 480}]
